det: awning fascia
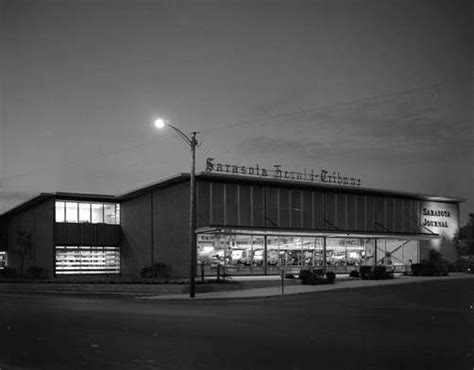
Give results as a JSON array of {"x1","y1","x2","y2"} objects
[{"x1": 195, "y1": 225, "x2": 440, "y2": 240}]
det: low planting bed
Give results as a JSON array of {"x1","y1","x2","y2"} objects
[{"x1": 299, "y1": 269, "x2": 336, "y2": 285}]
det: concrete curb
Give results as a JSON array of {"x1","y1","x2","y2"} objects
[{"x1": 137, "y1": 273, "x2": 474, "y2": 301}]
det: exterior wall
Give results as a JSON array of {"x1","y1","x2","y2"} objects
[
  {"x1": 155, "y1": 182, "x2": 189, "y2": 278},
  {"x1": 120, "y1": 182, "x2": 189, "y2": 278},
  {"x1": 119, "y1": 193, "x2": 153, "y2": 277},
  {"x1": 197, "y1": 180, "x2": 424, "y2": 236},
  {"x1": 55, "y1": 223, "x2": 120, "y2": 246},
  {"x1": 0, "y1": 218, "x2": 7, "y2": 252},
  {"x1": 419, "y1": 201, "x2": 460, "y2": 263},
  {"x1": 5, "y1": 199, "x2": 54, "y2": 277}
]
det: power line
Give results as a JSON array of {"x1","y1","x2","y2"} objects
[
  {"x1": 199, "y1": 77, "x2": 474, "y2": 134},
  {"x1": 1, "y1": 77, "x2": 472, "y2": 182}
]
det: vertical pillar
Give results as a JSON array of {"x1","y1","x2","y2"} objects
[
  {"x1": 374, "y1": 239, "x2": 378, "y2": 267},
  {"x1": 323, "y1": 236, "x2": 327, "y2": 272},
  {"x1": 264, "y1": 235, "x2": 268, "y2": 275},
  {"x1": 189, "y1": 132, "x2": 197, "y2": 298}
]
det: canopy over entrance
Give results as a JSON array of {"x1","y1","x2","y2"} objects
[{"x1": 196, "y1": 225, "x2": 439, "y2": 241}]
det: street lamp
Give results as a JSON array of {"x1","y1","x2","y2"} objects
[{"x1": 154, "y1": 118, "x2": 198, "y2": 298}]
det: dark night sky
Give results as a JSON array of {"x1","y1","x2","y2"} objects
[{"x1": 0, "y1": 0, "x2": 472, "y2": 223}]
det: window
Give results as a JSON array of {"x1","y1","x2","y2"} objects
[
  {"x1": 65, "y1": 202, "x2": 78, "y2": 223},
  {"x1": 55, "y1": 246, "x2": 120, "y2": 274},
  {"x1": 104, "y1": 204, "x2": 116, "y2": 224},
  {"x1": 115, "y1": 204, "x2": 121, "y2": 224},
  {"x1": 0, "y1": 252, "x2": 7, "y2": 269},
  {"x1": 55, "y1": 201, "x2": 120, "y2": 224},
  {"x1": 92, "y1": 204, "x2": 104, "y2": 223},
  {"x1": 55, "y1": 201, "x2": 65, "y2": 222},
  {"x1": 79, "y1": 203, "x2": 91, "y2": 223}
]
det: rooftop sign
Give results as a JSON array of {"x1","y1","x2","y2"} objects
[{"x1": 205, "y1": 157, "x2": 362, "y2": 187}]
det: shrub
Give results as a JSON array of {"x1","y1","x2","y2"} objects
[
  {"x1": 0, "y1": 267, "x2": 17, "y2": 278},
  {"x1": 411, "y1": 263, "x2": 422, "y2": 276},
  {"x1": 299, "y1": 269, "x2": 335, "y2": 285},
  {"x1": 360, "y1": 265, "x2": 393, "y2": 280},
  {"x1": 140, "y1": 263, "x2": 171, "y2": 279},
  {"x1": 299, "y1": 269, "x2": 313, "y2": 283},
  {"x1": 372, "y1": 265, "x2": 388, "y2": 280},
  {"x1": 326, "y1": 271, "x2": 336, "y2": 284},
  {"x1": 26, "y1": 266, "x2": 48, "y2": 279},
  {"x1": 411, "y1": 254, "x2": 449, "y2": 276},
  {"x1": 349, "y1": 270, "x2": 360, "y2": 278},
  {"x1": 359, "y1": 265, "x2": 373, "y2": 280}
]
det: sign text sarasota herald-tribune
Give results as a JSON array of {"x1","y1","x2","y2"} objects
[{"x1": 205, "y1": 157, "x2": 362, "y2": 187}]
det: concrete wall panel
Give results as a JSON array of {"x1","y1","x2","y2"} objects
[
  {"x1": 6, "y1": 199, "x2": 54, "y2": 277},
  {"x1": 155, "y1": 182, "x2": 189, "y2": 278},
  {"x1": 119, "y1": 194, "x2": 152, "y2": 277}
]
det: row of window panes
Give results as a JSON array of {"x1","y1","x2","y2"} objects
[
  {"x1": 55, "y1": 201, "x2": 120, "y2": 224},
  {"x1": 197, "y1": 234, "x2": 418, "y2": 269},
  {"x1": 55, "y1": 246, "x2": 120, "y2": 274}
]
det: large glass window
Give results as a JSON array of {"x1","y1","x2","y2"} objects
[
  {"x1": 326, "y1": 238, "x2": 365, "y2": 271},
  {"x1": 55, "y1": 201, "x2": 120, "y2": 224},
  {"x1": 55, "y1": 246, "x2": 120, "y2": 274},
  {"x1": 197, "y1": 233, "x2": 419, "y2": 275},
  {"x1": 92, "y1": 204, "x2": 104, "y2": 223},
  {"x1": 0, "y1": 251, "x2": 7, "y2": 269},
  {"x1": 65, "y1": 202, "x2": 78, "y2": 223},
  {"x1": 55, "y1": 201, "x2": 65, "y2": 222},
  {"x1": 104, "y1": 204, "x2": 116, "y2": 224},
  {"x1": 79, "y1": 203, "x2": 91, "y2": 223}
]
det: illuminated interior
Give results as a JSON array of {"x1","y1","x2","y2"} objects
[
  {"x1": 55, "y1": 246, "x2": 120, "y2": 275},
  {"x1": 0, "y1": 251, "x2": 7, "y2": 269},
  {"x1": 197, "y1": 234, "x2": 419, "y2": 275},
  {"x1": 55, "y1": 201, "x2": 120, "y2": 224}
]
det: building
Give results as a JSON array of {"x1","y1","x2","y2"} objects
[{"x1": 0, "y1": 170, "x2": 463, "y2": 278}]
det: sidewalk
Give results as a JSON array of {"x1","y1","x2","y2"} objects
[{"x1": 139, "y1": 273, "x2": 474, "y2": 300}]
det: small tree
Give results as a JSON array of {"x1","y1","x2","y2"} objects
[{"x1": 15, "y1": 230, "x2": 32, "y2": 277}]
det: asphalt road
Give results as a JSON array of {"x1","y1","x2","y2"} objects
[{"x1": 0, "y1": 279, "x2": 473, "y2": 370}]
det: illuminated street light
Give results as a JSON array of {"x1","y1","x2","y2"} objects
[
  {"x1": 154, "y1": 117, "x2": 198, "y2": 298},
  {"x1": 154, "y1": 118, "x2": 166, "y2": 129}
]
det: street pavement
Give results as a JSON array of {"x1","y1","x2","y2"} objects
[
  {"x1": 0, "y1": 275, "x2": 472, "y2": 370},
  {"x1": 140, "y1": 273, "x2": 474, "y2": 299}
]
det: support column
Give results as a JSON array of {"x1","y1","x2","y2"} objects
[
  {"x1": 374, "y1": 239, "x2": 378, "y2": 267},
  {"x1": 323, "y1": 236, "x2": 327, "y2": 272},
  {"x1": 264, "y1": 235, "x2": 268, "y2": 275}
]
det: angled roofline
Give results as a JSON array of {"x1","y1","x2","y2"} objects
[
  {"x1": 200, "y1": 172, "x2": 465, "y2": 202},
  {"x1": 54, "y1": 192, "x2": 116, "y2": 202},
  {"x1": 117, "y1": 173, "x2": 190, "y2": 201},
  {"x1": 119, "y1": 172, "x2": 465, "y2": 203},
  {"x1": 0, "y1": 192, "x2": 117, "y2": 219},
  {"x1": 1, "y1": 172, "x2": 464, "y2": 218},
  {"x1": 0, "y1": 193, "x2": 55, "y2": 219}
]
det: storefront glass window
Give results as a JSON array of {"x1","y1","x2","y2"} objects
[
  {"x1": 197, "y1": 234, "x2": 418, "y2": 276},
  {"x1": 280, "y1": 236, "x2": 302, "y2": 267},
  {"x1": 266, "y1": 236, "x2": 280, "y2": 274},
  {"x1": 326, "y1": 238, "x2": 365, "y2": 271}
]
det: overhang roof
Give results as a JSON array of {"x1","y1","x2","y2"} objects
[{"x1": 197, "y1": 225, "x2": 440, "y2": 240}]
